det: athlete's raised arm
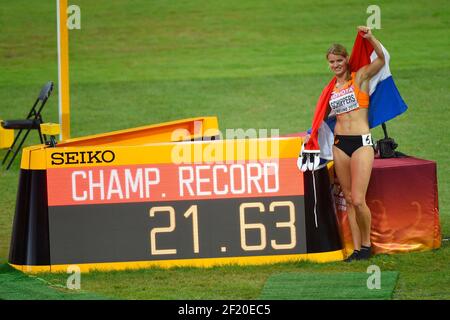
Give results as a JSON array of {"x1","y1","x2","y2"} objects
[{"x1": 356, "y1": 26, "x2": 385, "y2": 82}]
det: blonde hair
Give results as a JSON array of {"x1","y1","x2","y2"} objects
[{"x1": 326, "y1": 43, "x2": 348, "y2": 59}]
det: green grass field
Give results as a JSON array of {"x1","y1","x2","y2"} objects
[{"x1": 0, "y1": 0, "x2": 449, "y2": 299}]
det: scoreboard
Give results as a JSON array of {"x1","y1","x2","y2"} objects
[{"x1": 8, "y1": 118, "x2": 344, "y2": 272}]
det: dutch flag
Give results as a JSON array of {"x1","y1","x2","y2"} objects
[{"x1": 300, "y1": 31, "x2": 408, "y2": 170}]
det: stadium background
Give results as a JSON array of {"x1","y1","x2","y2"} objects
[{"x1": 0, "y1": 0, "x2": 448, "y2": 299}]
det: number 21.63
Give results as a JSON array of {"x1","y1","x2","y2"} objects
[{"x1": 148, "y1": 201, "x2": 296, "y2": 255}]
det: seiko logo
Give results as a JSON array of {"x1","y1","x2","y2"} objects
[{"x1": 51, "y1": 150, "x2": 116, "y2": 165}]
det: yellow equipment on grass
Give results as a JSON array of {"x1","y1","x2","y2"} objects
[{"x1": 0, "y1": 120, "x2": 14, "y2": 149}]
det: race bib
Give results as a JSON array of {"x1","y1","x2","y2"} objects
[
  {"x1": 329, "y1": 87, "x2": 360, "y2": 114},
  {"x1": 362, "y1": 134, "x2": 373, "y2": 146}
]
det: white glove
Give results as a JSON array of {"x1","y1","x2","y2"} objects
[{"x1": 297, "y1": 143, "x2": 321, "y2": 172}]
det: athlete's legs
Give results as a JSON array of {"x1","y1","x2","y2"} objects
[
  {"x1": 333, "y1": 146, "x2": 361, "y2": 251},
  {"x1": 350, "y1": 146, "x2": 374, "y2": 247}
]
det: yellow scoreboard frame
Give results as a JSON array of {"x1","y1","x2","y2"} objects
[{"x1": 9, "y1": 117, "x2": 344, "y2": 273}]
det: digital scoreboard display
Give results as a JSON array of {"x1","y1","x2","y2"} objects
[
  {"x1": 47, "y1": 158, "x2": 305, "y2": 263},
  {"x1": 10, "y1": 134, "x2": 344, "y2": 272}
]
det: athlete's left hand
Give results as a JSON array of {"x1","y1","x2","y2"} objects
[{"x1": 357, "y1": 26, "x2": 373, "y2": 39}]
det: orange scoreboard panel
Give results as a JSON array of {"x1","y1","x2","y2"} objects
[{"x1": 9, "y1": 119, "x2": 344, "y2": 272}]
